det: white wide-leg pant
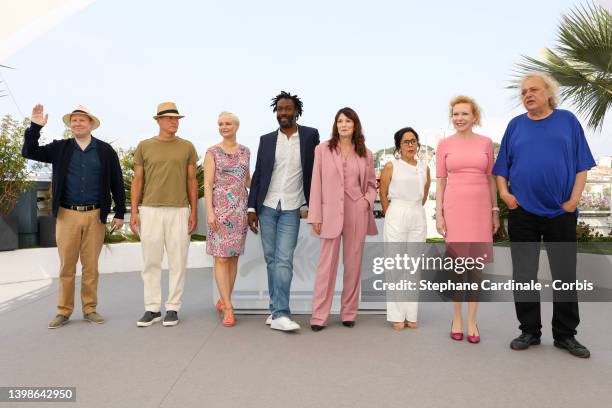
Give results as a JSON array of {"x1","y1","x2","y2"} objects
[{"x1": 383, "y1": 200, "x2": 426, "y2": 323}]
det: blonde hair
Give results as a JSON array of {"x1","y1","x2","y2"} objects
[
  {"x1": 218, "y1": 111, "x2": 240, "y2": 126},
  {"x1": 449, "y1": 95, "x2": 482, "y2": 127},
  {"x1": 520, "y1": 72, "x2": 560, "y2": 109}
]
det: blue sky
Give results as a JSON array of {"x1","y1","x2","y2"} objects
[{"x1": 1, "y1": 0, "x2": 610, "y2": 159}]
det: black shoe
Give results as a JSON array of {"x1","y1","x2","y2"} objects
[
  {"x1": 510, "y1": 333, "x2": 541, "y2": 350},
  {"x1": 163, "y1": 311, "x2": 179, "y2": 327},
  {"x1": 554, "y1": 337, "x2": 591, "y2": 358},
  {"x1": 311, "y1": 325, "x2": 325, "y2": 332},
  {"x1": 137, "y1": 311, "x2": 162, "y2": 327},
  {"x1": 342, "y1": 321, "x2": 355, "y2": 328}
]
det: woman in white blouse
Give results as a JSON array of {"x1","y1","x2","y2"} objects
[{"x1": 379, "y1": 127, "x2": 431, "y2": 330}]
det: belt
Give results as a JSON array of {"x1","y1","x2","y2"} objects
[{"x1": 60, "y1": 203, "x2": 100, "y2": 212}]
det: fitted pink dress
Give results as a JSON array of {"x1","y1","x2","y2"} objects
[{"x1": 436, "y1": 135, "x2": 494, "y2": 243}]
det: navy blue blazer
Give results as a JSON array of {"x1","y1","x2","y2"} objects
[
  {"x1": 248, "y1": 125, "x2": 320, "y2": 213},
  {"x1": 22, "y1": 123, "x2": 126, "y2": 224}
]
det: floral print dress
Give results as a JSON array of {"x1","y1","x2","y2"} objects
[{"x1": 206, "y1": 144, "x2": 250, "y2": 257}]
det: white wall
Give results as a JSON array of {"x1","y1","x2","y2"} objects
[{"x1": 0, "y1": 242, "x2": 213, "y2": 285}]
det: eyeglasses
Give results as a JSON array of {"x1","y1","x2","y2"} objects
[{"x1": 401, "y1": 140, "x2": 418, "y2": 146}]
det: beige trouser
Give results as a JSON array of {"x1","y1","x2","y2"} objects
[
  {"x1": 56, "y1": 208, "x2": 105, "y2": 317},
  {"x1": 139, "y1": 206, "x2": 190, "y2": 312}
]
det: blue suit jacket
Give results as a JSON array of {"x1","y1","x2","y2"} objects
[
  {"x1": 22, "y1": 123, "x2": 126, "y2": 224},
  {"x1": 248, "y1": 125, "x2": 320, "y2": 213}
]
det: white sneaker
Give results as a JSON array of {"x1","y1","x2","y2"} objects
[
  {"x1": 265, "y1": 314, "x2": 272, "y2": 325},
  {"x1": 270, "y1": 316, "x2": 300, "y2": 331}
]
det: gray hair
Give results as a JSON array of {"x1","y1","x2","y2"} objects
[
  {"x1": 218, "y1": 111, "x2": 240, "y2": 126},
  {"x1": 520, "y1": 72, "x2": 560, "y2": 109}
]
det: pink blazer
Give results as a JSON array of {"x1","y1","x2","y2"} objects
[{"x1": 307, "y1": 141, "x2": 378, "y2": 239}]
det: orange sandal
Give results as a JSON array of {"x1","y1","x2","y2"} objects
[{"x1": 223, "y1": 306, "x2": 236, "y2": 327}]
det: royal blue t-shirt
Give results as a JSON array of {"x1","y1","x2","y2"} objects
[{"x1": 492, "y1": 109, "x2": 595, "y2": 218}]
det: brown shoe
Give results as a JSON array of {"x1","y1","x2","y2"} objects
[
  {"x1": 84, "y1": 312, "x2": 105, "y2": 324},
  {"x1": 392, "y1": 322, "x2": 405, "y2": 331},
  {"x1": 48, "y1": 315, "x2": 69, "y2": 329}
]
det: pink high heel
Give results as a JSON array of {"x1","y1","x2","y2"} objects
[
  {"x1": 450, "y1": 321, "x2": 463, "y2": 341},
  {"x1": 223, "y1": 306, "x2": 236, "y2": 327},
  {"x1": 467, "y1": 324, "x2": 480, "y2": 344}
]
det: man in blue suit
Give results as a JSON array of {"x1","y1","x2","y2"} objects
[{"x1": 248, "y1": 91, "x2": 320, "y2": 331}]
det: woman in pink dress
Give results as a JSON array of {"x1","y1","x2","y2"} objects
[
  {"x1": 204, "y1": 111, "x2": 250, "y2": 327},
  {"x1": 435, "y1": 96, "x2": 500, "y2": 343}
]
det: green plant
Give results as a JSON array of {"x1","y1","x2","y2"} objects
[
  {"x1": 576, "y1": 220, "x2": 612, "y2": 242},
  {"x1": 510, "y1": 2, "x2": 612, "y2": 130},
  {"x1": 117, "y1": 147, "x2": 136, "y2": 202},
  {"x1": 103, "y1": 226, "x2": 206, "y2": 244},
  {"x1": 0, "y1": 115, "x2": 33, "y2": 214},
  {"x1": 196, "y1": 162, "x2": 204, "y2": 199},
  {"x1": 103, "y1": 224, "x2": 140, "y2": 244}
]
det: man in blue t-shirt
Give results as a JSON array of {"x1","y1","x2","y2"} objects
[{"x1": 493, "y1": 73, "x2": 595, "y2": 358}]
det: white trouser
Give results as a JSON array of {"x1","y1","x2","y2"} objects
[
  {"x1": 383, "y1": 200, "x2": 426, "y2": 323},
  {"x1": 140, "y1": 206, "x2": 190, "y2": 312}
]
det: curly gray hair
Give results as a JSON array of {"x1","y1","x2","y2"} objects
[{"x1": 520, "y1": 72, "x2": 560, "y2": 109}]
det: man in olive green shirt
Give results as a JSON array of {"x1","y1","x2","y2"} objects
[{"x1": 130, "y1": 102, "x2": 199, "y2": 327}]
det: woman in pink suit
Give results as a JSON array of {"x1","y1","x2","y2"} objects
[
  {"x1": 435, "y1": 95, "x2": 500, "y2": 344},
  {"x1": 307, "y1": 107, "x2": 378, "y2": 331}
]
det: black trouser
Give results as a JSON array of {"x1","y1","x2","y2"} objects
[{"x1": 508, "y1": 207, "x2": 579, "y2": 340}]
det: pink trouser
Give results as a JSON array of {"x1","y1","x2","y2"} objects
[{"x1": 310, "y1": 195, "x2": 369, "y2": 326}]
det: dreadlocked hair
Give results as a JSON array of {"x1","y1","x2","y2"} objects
[{"x1": 270, "y1": 91, "x2": 304, "y2": 118}]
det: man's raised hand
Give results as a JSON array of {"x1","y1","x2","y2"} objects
[{"x1": 31, "y1": 104, "x2": 48, "y2": 126}]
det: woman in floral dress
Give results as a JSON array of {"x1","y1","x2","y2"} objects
[{"x1": 204, "y1": 111, "x2": 250, "y2": 327}]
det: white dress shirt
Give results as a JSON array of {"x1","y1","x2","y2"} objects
[{"x1": 262, "y1": 129, "x2": 306, "y2": 211}]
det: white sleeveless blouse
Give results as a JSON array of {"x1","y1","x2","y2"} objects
[{"x1": 388, "y1": 159, "x2": 427, "y2": 202}]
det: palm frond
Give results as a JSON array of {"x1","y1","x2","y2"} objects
[
  {"x1": 509, "y1": 1, "x2": 612, "y2": 130},
  {"x1": 556, "y1": 3, "x2": 612, "y2": 73}
]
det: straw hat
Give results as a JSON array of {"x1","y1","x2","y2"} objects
[
  {"x1": 153, "y1": 102, "x2": 185, "y2": 119},
  {"x1": 62, "y1": 105, "x2": 100, "y2": 129}
]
